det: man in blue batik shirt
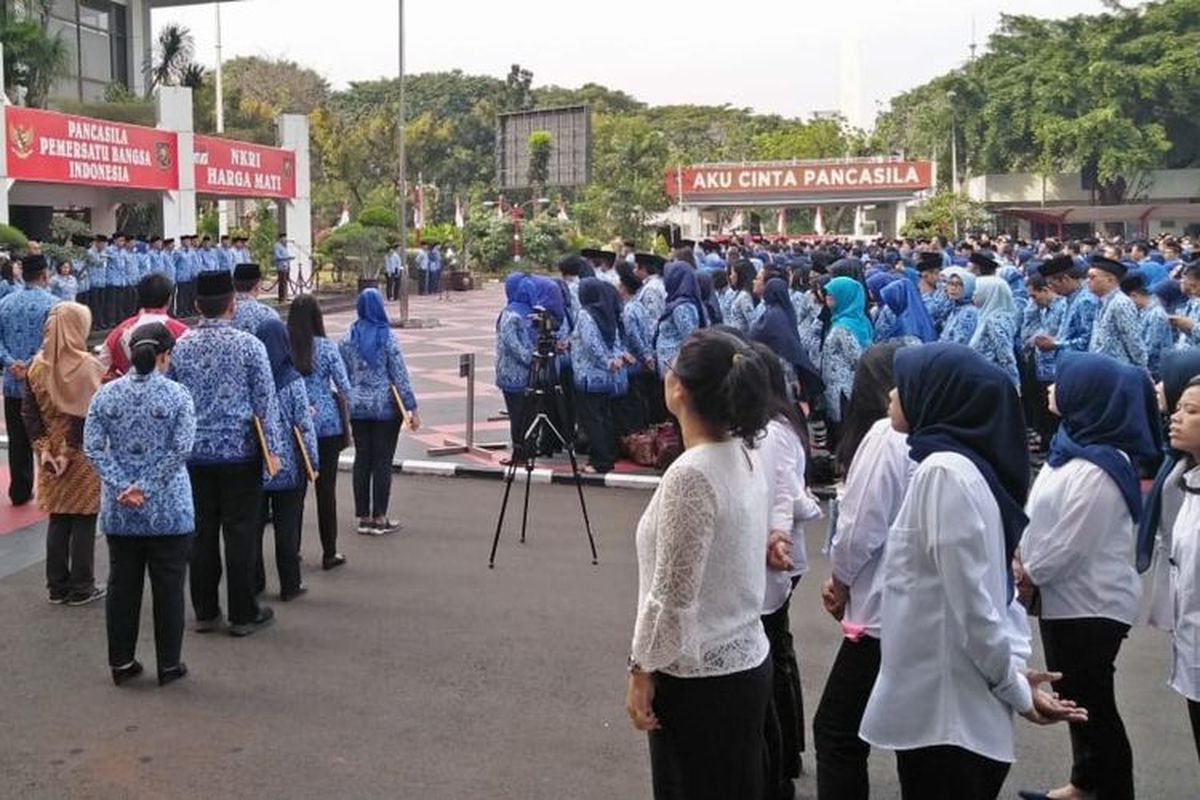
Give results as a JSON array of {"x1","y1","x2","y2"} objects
[
  {"x1": 273, "y1": 233, "x2": 293, "y2": 303},
  {"x1": 0, "y1": 255, "x2": 59, "y2": 505},
  {"x1": 217, "y1": 235, "x2": 236, "y2": 272},
  {"x1": 122, "y1": 235, "x2": 141, "y2": 319},
  {"x1": 104, "y1": 233, "x2": 127, "y2": 330},
  {"x1": 1086, "y1": 255, "x2": 1147, "y2": 369},
  {"x1": 384, "y1": 242, "x2": 403, "y2": 301},
  {"x1": 168, "y1": 269, "x2": 284, "y2": 637},
  {"x1": 1033, "y1": 254, "x2": 1099, "y2": 366},
  {"x1": 82, "y1": 234, "x2": 107, "y2": 324},
  {"x1": 197, "y1": 236, "x2": 219, "y2": 273},
  {"x1": 232, "y1": 236, "x2": 252, "y2": 266},
  {"x1": 230, "y1": 263, "x2": 281, "y2": 335}
]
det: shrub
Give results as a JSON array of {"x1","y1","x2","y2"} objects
[{"x1": 0, "y1": 224, "x2": 29, "y2": 252}]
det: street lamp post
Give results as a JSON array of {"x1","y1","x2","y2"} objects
[
  {"x1": 395, "y1": 0, "x2": 408, "y2": 325},
  {"x1": 946, "y1": 88, "x2": 959, "y2": 238}
]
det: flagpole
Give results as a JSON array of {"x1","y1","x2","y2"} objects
[{"x1": 395, "y1": 0, "x2": 408, "y2": 325}]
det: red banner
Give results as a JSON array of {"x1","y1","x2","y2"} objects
[
  {"x1": 5, "y1": 106, "x2": 178, "y2": 190},
  {"x1": 193, "y1": 135, "x2": 295, "y2": 199},
  {"x1": 666, "y1": 160, "x2": 934, "y2": 199}
]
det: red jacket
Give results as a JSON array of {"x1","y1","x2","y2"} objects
[{"x1": 102, "y1": 309, "x2": 190, "y2": 378}]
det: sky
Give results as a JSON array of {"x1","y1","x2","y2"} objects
[{"x1": 151, "y1": 0, "x2": 1110, "y2": 128}]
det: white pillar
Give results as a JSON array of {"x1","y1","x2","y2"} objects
[
  {"x1": 0, "y1": 44, "x2": 9, "y2": 226},
  {"x1": 156, "y1": 87, "x2": 196, "y2": 241},
  {"x1": 277, "y1": 113, "x2": 313, "y2": 293},
  {"x1": 893, "y1": 200, "x2": 908, "y2": 236},
  {"x1": 130, "y1": 0, "x2": 151, "y2": 98},
  {"x1": 91, "y1": 203, "x2": 119, "y2": 235}
]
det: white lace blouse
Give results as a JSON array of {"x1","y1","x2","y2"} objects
[{"x1": 631, "y1": 439, "x2": 771, "y2": 678}]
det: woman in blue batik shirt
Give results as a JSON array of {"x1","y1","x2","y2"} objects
[
  {"x1": 713, "y1": 269, "x2": 735, "y2": 325},
  {"x1": 289, "y1": 295, "x2": 351, "y2": 571},
  {"x1": 340, "y1": 289, "x2": 420, "y2": 536},
  {"x1": 726, "y1": 259, "x2": 758, "y2": 334},
  {"x1": 49, "y1": 261, "x2": 78, "y2": 302},
  {"x1": 494, "y1": 272, "x2": 536, "y2": 454},
  {"x1": 866, "y1": 272, "x2": 901, "y2": 343},
  {"x1": 969, "y1": 276, "x2": 1021, "y2": 389},
  {"x1": 878, "y1": 279, "x2": 937, "y2": 345},
  {"x1": 655, "y1": 262, "x2": 707, "y2": 379},
  {"x1": 939, "y1": 267, "x2": 980, "y2": 345},
  {"x1": 573, "y1": 278, "x2": 628, "y2": 473},
  {"x1": 790, "y1": 268, "x2": 823, "y2": 370},
  {"x1": 83, "y1": 322, "x2": 195, "y2": 687},
  {"x1": 1121, "y1": 272, "x2": 1175, "y2": 382},
  {"x1": 822, "y1": 277, "x2": 872, "y2": 436},
  {"x1": 616, "y1": 263, "x2": 653, "y2": 436},
  {"x1": 255, "y1": 319, "x2": 318, "y2": 602},
  {"x1": 0, "y1": 258, "x2": 21, "y2": 301}
]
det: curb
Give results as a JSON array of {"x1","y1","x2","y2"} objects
[{"x1": 335, "y1": 453, "x2": 661, "y2": 491}]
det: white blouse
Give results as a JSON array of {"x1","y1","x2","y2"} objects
[
  {"x1": 860, "y1": 452, "x2": 1033, "y2": 764},
  {"x1": 1022, "y1": 459, "x2": 1141, "y2": 625},
  {"x1": 759, "y1": 419, "x2": 823, "y2": 614},
  {"x1": 1168, "y1": 465, "x2": 1200, "y2": 702},
  {"x1": 829, "y1": 418, "x2": 915, "y2": 638},
  {"x1": 631, "y1": 439, "x2": 770, "y2": 678}
]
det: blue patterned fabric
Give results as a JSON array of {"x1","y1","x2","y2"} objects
[
  {"x1": 231, "y1": 294, "x2": 281, "y2": 335},
  {"x1": 791, "y1": 289, "x2": 824, "y2": 369},
  {"x1": 654, "y1": 303, "x2": 700, "y2": 378},
  {"x1": 921, "y1": 288, "x2": 954, "y2": 334},
  {"x1": 1021, "y1": 297, "x2": 1066, "y2": 382},
  {"x1": 0, "y1": 286, "x2": 60, "y2": 398},
  {"x1": 303, "y1": 337, "x2": 352, "y2": 438},
  {"x1": 49, "y1": 274, "x2": 78, "y2": 302},
  {"x1": 970, "y1": 310, "x2": 1020, "y2": 388},
  {"x1": 197, "y1": 247, "x2": 220, "y2": 273},
  {"x1": 727, "y1": 290, "x2": 757, "y2": 334},
  {"x1": 105, "y1": 246, "x2": 127, "y2": 287},
  {"x1": 621, "y1": 298, "x2": 653, "y2": 376},
  {"x1": 167, "y1": 319, "x2": 285, "y2": 465},
  {"x1": 1055, "y1": 287, "x2": 1099, "y2": 357},
  {"x1": 84, "y1": 247, "x2": 107, "y2": 287},
  {"x1": 872, "y1": 306, "x2": 896, "y2": 343},
  {"x1": 263, "y1": 379, "x2": 320, "y2": 491},
  {"x1": 339, "y1": 332, "x2": 418, "y2": 420},
  {"x1": 1174, "y1": 296, "x2": 1200, "y2": 349},
  {"x1": 717, "y1": 287, "x2": 735, "y2": 324},
  {"x1": 940, "y1": 304, "x2": 979, "y2": 345},
  {"x1": 636, "y1": 275, "x2": 666, "y2": 322},
  {"x1": 84, "y1": 370, "x2": 196, "y2": 536},
  {"x1": 1089, "y1": 290, "x2": 1147, "y2": 368},
  {"x1": 0, "y1": 279, "x2": 18, "y2": 301},
  {"x1": 571, "y1": 308, "x2": 628, "y2": 396},
  {"x1": 821, "y1": 325, "x2": 863, "y2": 424},
  {"x1": 495, "y1": 309, "x2": 534, "y2": 393},
  {"x1": 1138, "y1": 301, "x2": 1175, "y2": 380}
]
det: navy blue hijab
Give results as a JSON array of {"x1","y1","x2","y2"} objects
[
  {"x1": 751, "y1": 277, "x2": 824, "y2": 397},
  {"x1": 1048, "y1": 353, "x2": 1160, "y2": 524},
  {"x1": 578, "y1": 277, "x2": 621, "y2": 347},
  {"x1": 1137, "y1": 350, "x2": 1200, "y2": 571},
  {"x1": 881, "y1": 279, "x2": 937, "y2": 342},
  {"x1": 257, "y1": 318, "x2": 303, "y2": 391},
  {"x1": 894, "y1": 343, "x2": 1031, "y2": 590},
  {"x1": 350, "y1": 288, "x2": 391, "y2": 368},
  {"x1": 660, "y1": 261, "x2": 708, "y2": 327},
  {"x1": 696, "y1": 271, "x2": 723, "y2": 325}
]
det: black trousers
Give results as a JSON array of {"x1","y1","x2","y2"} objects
[
  {"x1": 1189, "y1": 699, "x2": 1200, "y2": 764},
  {"x1": 187, "y1": 461, "x2": 264, "y2": 626},
  {"x1": 1020, "y1": 357, "x2": 1057, "y2": 451},
  {"x1": 1040, "y1": 617, "x2": 1134, "y2": 799},
  {"x1": 648, "y1": 658, "x2": 772, "y2": 800},
  {"x1": 385, "y1": 274, "x2": 400, "y2": 301},
  {"x1": 315, "y1": 436, "x2": 343, "y2": 558},
  {"x1": 638, "y1": 372, "x2": 667, "y2": 426},
  {"x1": 175, "y1": 281, "x2": 194, "y2": 318},
  {"x1": 895, "y1": 745, "x2": 1010, "y2": 800},
  {"x1": 277, "y1": 269, "x2": 289, "y2": 303},
  {"x1": 613, "y1": 376, "x2": 648, "y2": 436},
  {"x1": 351, "y1": 418, "x2": 400, "y2": 518},
  {"x1": 813, "y1": 636, "x2": 882, "y2": 800},
  {"x1": 4, "y1": 395, "x2": 33, "y2": 506},
  {"x1": 256, "y1": 485, "x2": 305, "y2": 596},
  {"x1": 103, "y1": 286, "x2": 120, "y2": 330},
  {"x1": 503, "y1": 391, "x2": 529, "y2": 458},
  {"x1": 105, "y1": 534, "x2": 191, "y2": 670},
  {"x1": 763, "y1": 594, "x2": 805, "y2": 800},
  {"x1": 576, "y1": 391, "x2": 617, "y2": 472},
  {"x1": 45, "y1": 513, "x2": 97, "y2": 598}
]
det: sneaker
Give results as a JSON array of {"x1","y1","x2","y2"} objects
[
  {"x1": 67, "y1": 587, "x2": 106, "y2": 606},
  {"x1": 356, "y1": 520, "x2": 378, "y2": 535},
  {"x1": 229, "y1": 606, "x2": 275, "y2": 638},
  {"x1": 48, "y1": 593, "x2": 69, "y2": 605},
  {"x1": 194, "y1": 614, "x2": 224, "y2": 633},
  {"x1": 374, "y1": 519, "x2": 402, "y2": 534}
]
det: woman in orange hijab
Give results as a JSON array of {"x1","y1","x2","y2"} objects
[{"x1": 22, "y1": 302, "x2": 105, "y2": 605}]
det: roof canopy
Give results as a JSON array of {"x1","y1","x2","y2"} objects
[{"x1": 1000, "y1": 204, "x2": 1200, "y2": 224}]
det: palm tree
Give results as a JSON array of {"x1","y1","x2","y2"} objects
[
  {"x1": 179, "y1": 63, "x2": 206, "y2": 90},
  {"x1": 147, "y1": 24, "x2": 196, "y2": 96},
  {"x1": 0, "y1": 16, "x2": 69, "y2": 107}
]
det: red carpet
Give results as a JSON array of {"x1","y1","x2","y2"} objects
[{"x1": 0, "y1": 467, "x2": 46, "y2": 536}]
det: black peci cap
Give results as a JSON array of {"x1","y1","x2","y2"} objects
[
  {"x1": 196, "y1": 270, "x2": 234, "y2": 298},
  {"x1": 233, "y1": 263, "x2": 262, "y2": 282},
  {"x1": 1089, "y1": 254, "x2": 1127, "y2": 279},
  {"x1": 581, "y1": 248, "x2": 617, "y2": 265},
  {"x1": 916, "y1": 251, "x2": 943, "y2": 272},
  {"x1": 1040, "y1": 254, "x2": 1077, "y2": 277},
  {"x1": 633, "y1": 252, "x2": 666, "y2": 271}
]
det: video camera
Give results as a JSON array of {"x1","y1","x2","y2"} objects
[{"x1": 528, "y1": 305, "x2": 559, "y2": 359}]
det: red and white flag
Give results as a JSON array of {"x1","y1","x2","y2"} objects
[
  {"x1": 776, "y1": 208, "x2": 786, "y2": 236},
  {"x1": 412, "y1": 185, "x2": 424, "y2": 230},
  {"x1": 814, "y1": 206, "x2": 825, "y2": 236},
  {"x1": 337, "y1": 202, "x2": 350, "y2": 228}
]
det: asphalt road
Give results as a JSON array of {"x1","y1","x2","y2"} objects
[{"x1": 0, "y1": 475, "x2": 1197, "y2": 799}]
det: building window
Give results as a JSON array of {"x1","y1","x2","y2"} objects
[{"x1": 32, "y1": 0, "x2": 131, "y2": 102}]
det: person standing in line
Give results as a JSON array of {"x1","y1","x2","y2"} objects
[
  {"x1": 426, "y1": 242, "x2": 443, "y2": 297},
  {"x1": 494, "y1": 273, "x2": 535, "y2": 456},
  {"x1": 340, "y1": 288, "x2": 420, "y2": 535},
  {"x1": 1014, "y1": 353, "x2": 1159, "y2": 800},
  {"x1": 915, "y1": 252, "x2": 952, "y2": 335},
  {"x1": 232, "y1": 236, "x2": 252, "y2": 266},
  {"x1": 168, "y1": 270, "x2": 284, "y2": 638},
  {"x1": 289, "y1": 295, "x2": 351, "y2": 570},
  {"x1": 100, "y1": 274, "x2": 189, "y2": 380},
  {"x1": 653, "y1": 262, "x2": 707, "y2": 381},
  {"x1": 616, "y1": 263, "x2": 653, "y2": 437},
  {"x1": 84, "y1": 323, "x2": 195, "y2": 687},
  {"x1": 0, "y1": 254, "x2": 60, "y2": 507},
  {"x1": 384, "y1": 242, "x2": 403, "y2": 302},
  {"x1": 121, "y1": 236, "x2": 140, "y2": 319},
  {"x1": 230, "y1": 263, "x2": 281, "y2": 335},
  {"x1": 104, "y1": 233, "x2": 127, "y2": 331},
  {"x1": 859, "y1": 343, "x2": 1085, "y2": 800},
  {"x1": 625, "y1": 329, "x2": 774, "y2": 800},
  {"x1": 217, "y1": 235, "x2": 235, "y2": 273},
  {"x1": 1034, "y1": 255, "x2": 1099, "y2": 363},
  {"x1": 939, "y1": 267, "x2": 980, "y2": 345},
  {"x1": 726, "y1": 259, "x2": 758, "y2": 335},
  {"x1": 85, "y1": 234, "x2": 109, "y2": 327},
  {"x1": 23, "y1": 302, "x2": 105, "y2": 606},
  {"x1": 968, "y1": 276, "x2": 1021, "y2": 389},
  {"x1": 254, "y1": 320, "x2": 318, "y2": 602},
  {"x1": 1021, "y1": 271, "x2": 1067, "y2": 455},
  {"x1": 1087, "y1": 255, "x2": 1147, "y2": 369},
  {"x1": 1121, "y1": 272, "x2": 1175, "y2": 381},
  {"x1": 634, "y1": 253, "x2": 667, "y2": 322},
  {"x1": 49, "y1": 260, "x2": 78, "y2": 302},
  {"x1": 0, "y1": 258, "x2": 22, "y2": 301},
  {"x1": 820, "y1": 277, "x2": 872, "y2": 443},
  {"x1": 571, "y1": 278, "x2": 628, "y2": 474},
  {"x1": 273, "y1": 233, "x2": 293, "y2": 303}
]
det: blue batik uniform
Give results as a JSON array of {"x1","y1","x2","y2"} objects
[
  {"x1": 621, "y1": 300, "x2": 653, "y2": 377},
  {"x1": 495, "y1": 309, "x2": 535, "y2": 393},
  {"x1": 273, "y1": 242, "x2": 292, "y2": 274},
  {"x1": 83, "y1": 370, "x2": 196, "y2": 536},
  {"x1": 727, "y1": 290, "x2": 756, "y2": 334},
  {"x1": 571, "y1": 310, "x2": 627, "y2": 396},
  {"x1": 791, "y1": 289, "x2": 823, "y2": 369},
  {"x1": 939, "y1": 304, "x2": 979, "y2": 345},
  {"x1": 123, "y1": 248, "x2": 141, "y2": 285},
  {"x1": 263, "y1": 379, "x2": 319, "y2": 491},
  {"x1": 654, "y1": 304, "x2": 700, "y2": 379},
  {"x1": 970, "y1": 313, "x2": 1020, "y2": 388},
  {"x1": 717, "y1": 287, "x2": 735, "y2": 323},
  {"x1": 872, "y1": 306, "x2": 897, "y2": 343},
  {"x1": 1089, "y1": 290, "x2": 1147, "y2": 369},
  {"x1": 105, "y1": 245, "x2": 126, "y2": 290},
  {"x1": 167, "y1": 319, "x2": 285, "y2": 465},
  {"x1": 1175, "y1": 297, "x2": 1200, "y2": 349},
  {"x1": 74, "y1": 259, "x2": 89, "y2": 297},
  {"x1": 1054, "y1": 287, "x2": 1099, "y2": 360},
  {"x1": 385, "y1": 251, "x2": 402, "y2": 278},
  {"x1": 0, "y1": 279, "x2": 19, "y2": 301},
  {"x1": 217, "y1": 246, "x2": 236, "y2": 272},
  {"x1": 234, "y1": 246, "x2": 252, "y2": 265},
  {"x1": 922, "y1": 289, "x2": 954, "y2": 334},
  {"x1": 136, "y1": 249, "x2": 152, "y2": 280},
  {"x1": 636, "y1": 276, "x2": 666, "y2": 322},
  {"x1": 820, "y1": 326, "x2": 863, "y2": 424},
  {"x1": 49, "y1": 273, "x2": 78, "y2": 302},
  {"x1": 231, "y1": 294, "x2": 281, "y2": 335},
  {"x1": 198, "y1": 247, "x2": 219, "y2": 273},
  {"x1": 304, "y1": 337, "x2": 352, "y2": 439},
  {"x1": 339, "y1": 334, "x2": 418, "y2": 420},
  {"x1": 1138, "y1": 301, "x2": 1175, "y2": 380},
  {"x1": 86, "y1": 246, "x2": 108, "y2": 291},
  {"x1": 0, "y1": 286, "x2": 60, "y2": 398},
  {"x1": 1021, "y1": 297, "x2": 1066, "y2": 383}
]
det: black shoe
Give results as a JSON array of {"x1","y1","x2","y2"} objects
[
  {"x1": 67, "y1": 587, "x2": 107, "y2": 606},
  {"x1": 194, "y1": 614, "x2": 224, "y2": 633},
  {"x1": 111, "y1": 660, "x2": 144, "y2": 687},
  {"x1": 1016, "y1": 793, "x2": 1050, "y2": 800},
  {"x1": 158, "y1": 662, "x2": 188, "y2": 687},
  {"x1": 48, "y1": 593, "x2": 69, "y2": 605},
  {"x1": 229, "y1": 606, "x2": 274, "y2": 637},
  {"x1": 375, "y1": 519, "x2": 402, "y2": 534},
  {"x1": 322, "y1": 554, "x2": 346, "y2": 570},
  {"x1": 280, "y1": 585, "x2": 307, "y2": 602}
]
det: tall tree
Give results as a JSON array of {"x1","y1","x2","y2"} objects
[
  {"x1": 0, "y1": 0, "x2": 68, "y2": 108},
  {"x1": 148, "y1": 24, "x2": 197, "y2": 96}
]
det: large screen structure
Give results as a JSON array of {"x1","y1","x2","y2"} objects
[{"x1": 495, "y1": 105, "x2": 591, "y2": 191}]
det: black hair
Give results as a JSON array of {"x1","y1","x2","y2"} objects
[
  {"x1": 234, "y1": 277, "x2": 259, "y2": 293},
  {"x1": 1025, "y1": 272, "x2": 1048, "y2": 291},
  {"x1": 557, "y1": 255, "x2": 586, "y2": 277},
  {"x1": 673, "y1": 247, "x2": 696, "y2": 267},
  {"x1": 129, "y1": 322, "x2": 175, "y2": 376},
  {"x1": 1184, "y1": 262, "x2": 1200, "y2": 282},
  {"x1": 749, "y1": 341, "x2": 809, "y2": 449},
  {"x1": 1, "y1": 261, "x2": 14, "y2": 283},
  {"x1": 835, "y1": 342, "x2": 906, "y2": 474},
  {"x1": 711, "y1": 269, "x2": 729, "y2": 291},
  {"x1": 671, "y1": 328, "x2": 770, "y2": 448},
  {"x1": 287, "y1": 294, "x2": 326, "y2": 376},
  {"x1": 616, "y1": 261, "x2": 642, "y2": 296},
  {"x1": 731, "y1": 260, "x2": 756, "y2": 293},
  {"x1": 137, "y1": 273, "x2": 174, "y2": 310},
  {"x1": 196, "y1": 293, "x2": 233, "y2": 319},
  {"x1": 789, "y1": 266, "x2": 810, "y2": 292}
]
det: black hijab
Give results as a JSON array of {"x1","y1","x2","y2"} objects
[{"x1": 578, "y1": 277, "x2": 621, "y2": 347}]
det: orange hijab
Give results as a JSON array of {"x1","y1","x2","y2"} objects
[{"x1": 31, "y1": 302, "x2": 103, "y2": 418}]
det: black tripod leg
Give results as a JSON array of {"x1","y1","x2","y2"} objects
[
  {"x1": 520, "y1": 458, "x2": 534, "y2": 544},
  {"x1": 488, "y1": 457, "x2": 521, "y2": 568},
  {"x1": 562, "y1": 443, "x2": 599, "y2": 565}
]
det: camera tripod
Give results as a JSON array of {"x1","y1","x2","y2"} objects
[{"x1": 488, "y1": 338, "x2": 599, "y2": 569}]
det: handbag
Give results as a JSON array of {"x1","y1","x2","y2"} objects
[
  {"x1": 621, "y1": 430, "x2": 658, "y2": 467},
  {"x1": 653, "y1": 422, "x2": 683, "y2": 471}
]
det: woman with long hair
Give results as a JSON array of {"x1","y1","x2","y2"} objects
[
  {"x1": 288, "y1": 295, "x2": 351, "y2": 570},
  {"x1": 626, "y1": 329, "x2": 774, "y2": 799},
  {"x1": 494, "y1": 272, "x2": 535, "y2": 456},
  {"x1": 339, "y1": 289, "x2": 420, "y2": 535},
  {"x1": 726, "y1": 259, "x2": 758, "y2": 334},
  {"x1": 84, "y1": 322, "x2": 195, "y2": 686},
  {"x1": 23, "y1": 302, "x2": 105, "y2": 606}
]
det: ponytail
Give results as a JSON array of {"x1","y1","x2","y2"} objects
[
  {"x1": 672, "y1": 328, "x2": 770, "y2": 448},
  {"x1": 131, "y1": 340, "x2": 158, "y2": 376}
]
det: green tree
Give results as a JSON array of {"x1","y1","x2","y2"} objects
[
  {"x1": 527, "y1": 131, "x2": 553, "y2": 198},
  {"x1": 0, "y1": 1, "x2": 69, "y2": 108},
  {"x1": 901, "y1": 192, "x2": 990, "y2": 239},
  {"x1": 574, "y1": 115, "x2": 669, "y2": 244},
  {"x1": 148, "y1": 24, "x2": 200, "y2": 96}
]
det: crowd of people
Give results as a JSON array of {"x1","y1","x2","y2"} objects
[
  {"x1": 521, "y1": 232, "x2": 1200, "y2": 799},
  {"x1": 0, "y1": 251, "x2": 418, "y2": 687}
]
